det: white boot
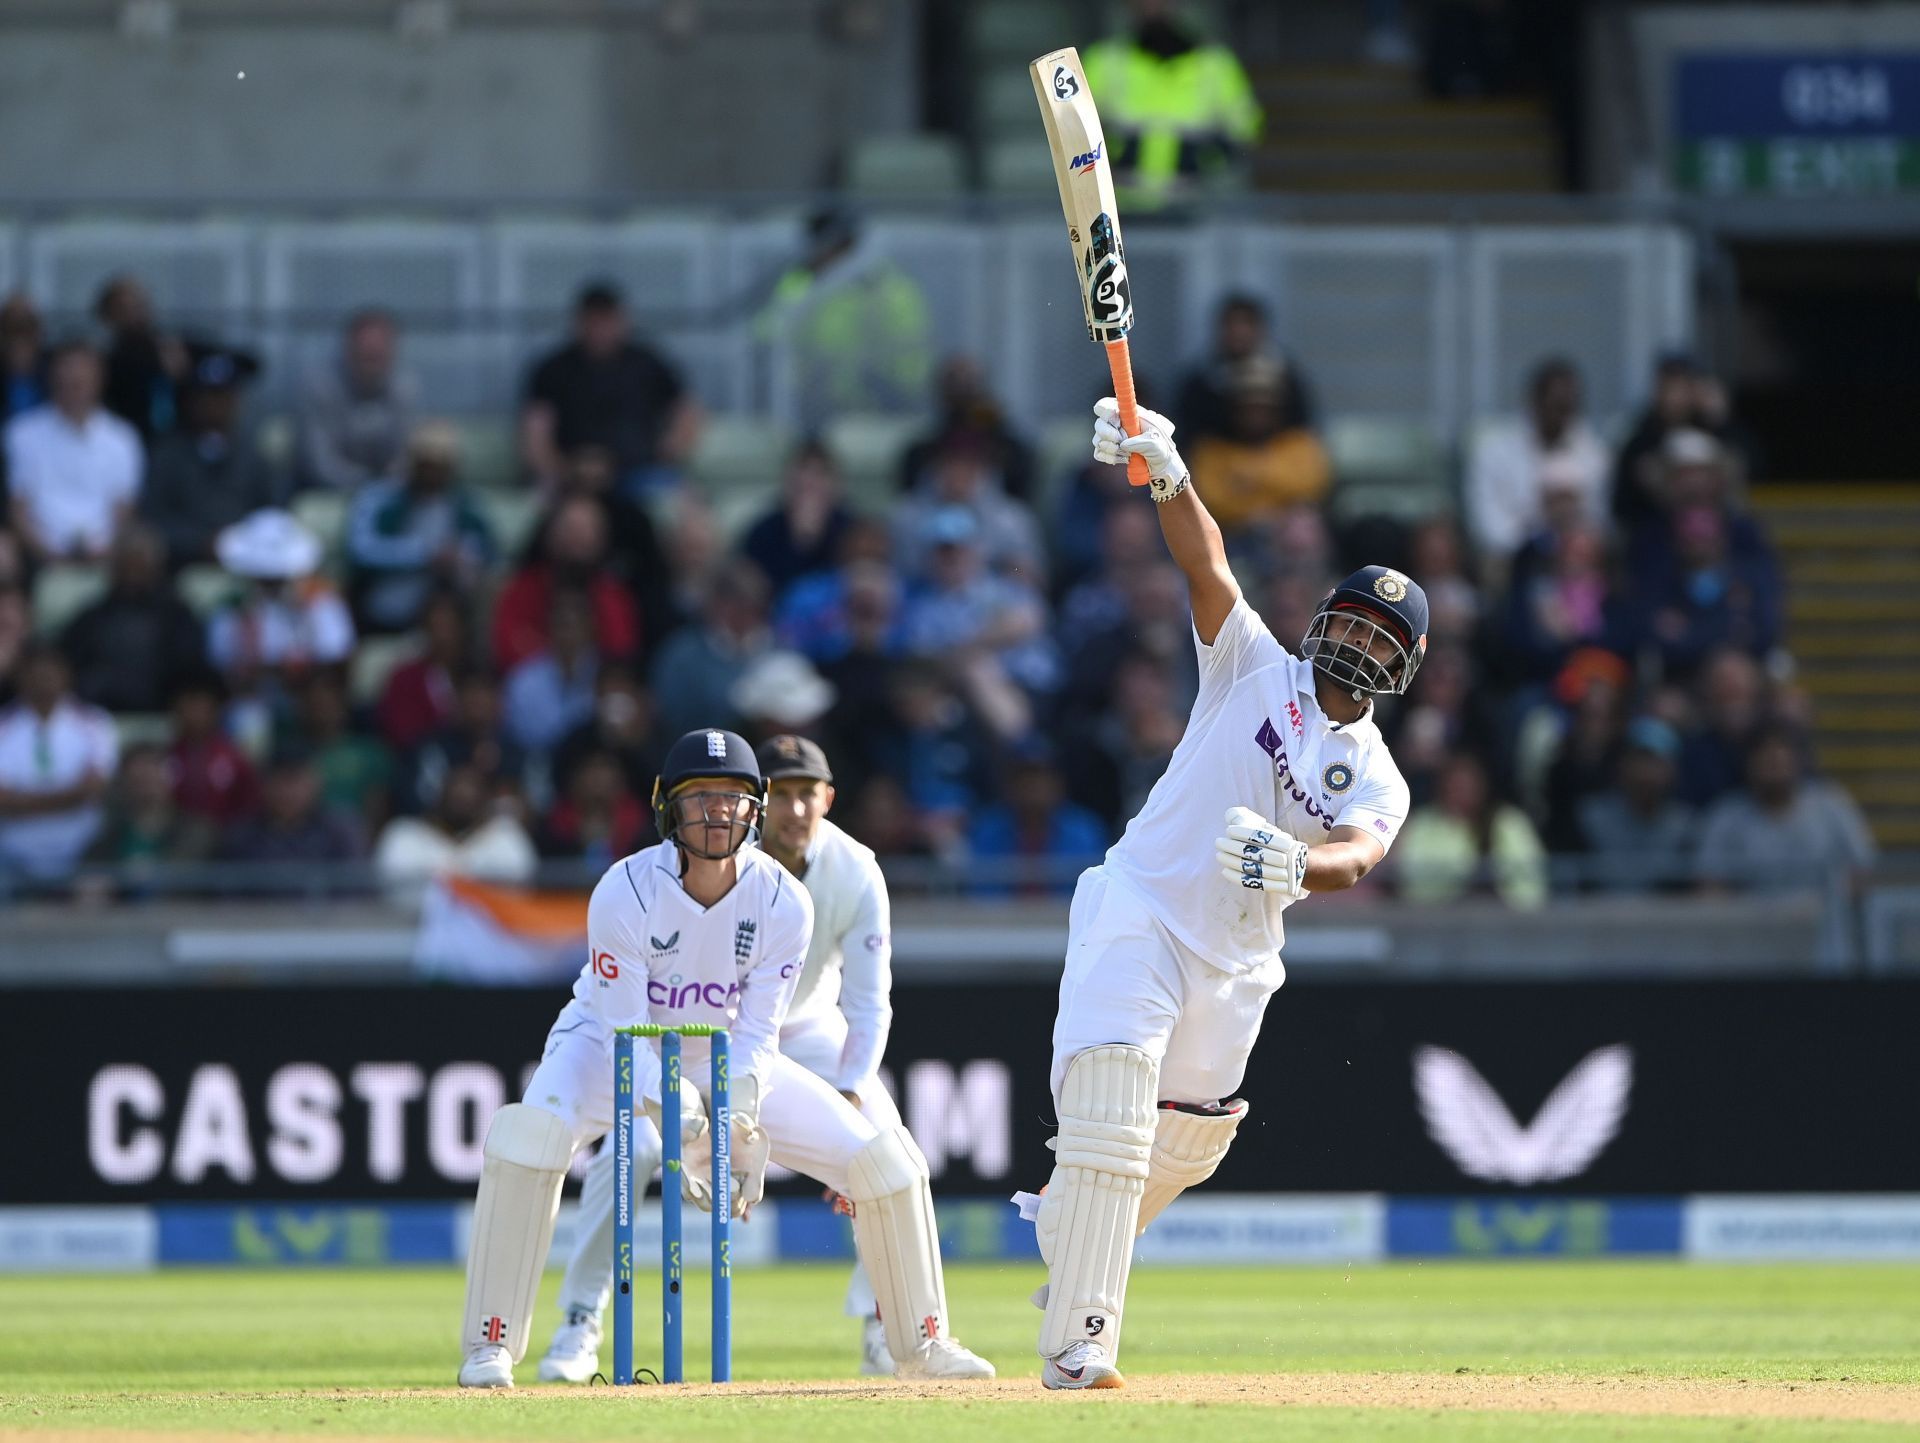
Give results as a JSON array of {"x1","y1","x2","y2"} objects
[
  {"x1": 536, "y1": 1307, "x2": 602, "y2": 1383},
  {"x1": 859, "y1": 1314, "x2": 894, "y2": 1376},
  {"x1": 458, "y1": 1344, "x2": 514, "y2": 1388},
  {"x1": 1042, "y1": 1339, "x2": 1123, "y2": 1390},
  {"x1": 898, "y1": 1336, "x2": 995, "y2": 1380}
]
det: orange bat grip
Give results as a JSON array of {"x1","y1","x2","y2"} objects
[{"x1": 1104, "y1": 338, "x2": 1151, "y2": 488}]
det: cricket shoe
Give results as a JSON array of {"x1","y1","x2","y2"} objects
[
  {"x1": 458, "y1": 1344, "x2": 514, "y2": 1388},
  {"x1": 1042, "y1": 1340, "x2": 1124, "y2": 1390},
  {"x1": 896, "y1": 1337, "x2": 996, "y2": 1380},
  {"x1": 536, "y1": 1309, "x2": 601, "y2": 1383},
  {"x1": 859, "y1": 1315, "x2": 895, "y2": 1376}
]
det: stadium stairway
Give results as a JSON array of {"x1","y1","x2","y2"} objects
[
  {"x1": 1249, "y1": 64, "x2": 1557, "y2": 194},
  {"x1": 1758, "y1": 485, "x2": 1920, "y2": 851}
]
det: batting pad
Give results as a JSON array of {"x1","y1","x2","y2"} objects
[
  {"x1": 1137, "y1": 1098, "x2": 1249, "y2": 1234},
  {"x1": 845, "y1": 1124, "x2": 946, "y2": 1363},
  {"x1": 1037, "y1": 1045, "x2": 1156, "y2": 1358},
  {"x1": 462, "y1": 1104, "x2": 574, "y2": 1362}
]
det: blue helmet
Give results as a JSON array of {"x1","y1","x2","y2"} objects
[
  {"x1": 651, "y1": 728, "x2": 764, "y2": 860},
  {"x1": 1301, "y1": 565, "x2": 1429, "y2": 699}
]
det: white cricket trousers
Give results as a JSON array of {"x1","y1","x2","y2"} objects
[{"x1": 1050, "y1": 866, "x2": 1287, "y2": 1106}]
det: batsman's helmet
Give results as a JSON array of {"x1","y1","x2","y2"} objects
[
  {"x1": 651, "y1": 728, "x2": 764, "y2": 860},
  {"x1": 1301, "y1": 565, "x2": 1429, "y2": 700}
]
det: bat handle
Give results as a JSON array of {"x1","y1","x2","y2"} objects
[{"x1": 1104, "y1": 338, "x2": 1151, "y2": 488}]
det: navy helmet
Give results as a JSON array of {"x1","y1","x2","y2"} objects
[
  {"x1": 1301, "y1": 565, "x2": 1429, "y2": 700},
  {"x1": 651, "y1": 728, "x2": 764, "y2": 860}
]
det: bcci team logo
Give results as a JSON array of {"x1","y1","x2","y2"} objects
[
  {"x1": 1373, "y1": 570, "x2": 1410, "y2": 603},
  {"x1": 1322, "y1": 763, "x2": 1354, "y2": 795}
]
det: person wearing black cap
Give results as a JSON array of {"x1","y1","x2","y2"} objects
[
  {"x1": 460, "y1": 727, "x2": 993, "y2": 1388},
  {"x1": 518, "y1": 280, "x2": 696, "y2": 494},
  {"x1": 1011, "y1": 397, "x2": 1427, "y2": 1391},
  {"x1": 140, "y1": 342, "x2": 276, "y2": 567}
]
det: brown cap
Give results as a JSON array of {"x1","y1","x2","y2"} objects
[{"x1": 755, "y1": 734, "x2": 832, "y2": 783}]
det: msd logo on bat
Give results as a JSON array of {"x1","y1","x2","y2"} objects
[{"x1": 1070, "y1": 140, "x2": 1103, "y2": 173}]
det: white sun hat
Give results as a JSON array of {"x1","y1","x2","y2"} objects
[{"x1": 214, "y1": 508, "x2": 324, "y2": 581}]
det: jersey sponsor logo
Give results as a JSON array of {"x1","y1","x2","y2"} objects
[
  {"x1": 1286, "y1": 701, "x2": 1305, "y2": 738},
  {"x1": 591, "y1": 949, "x2": 619, "y2": 981},
  {"x1": 650, "y1": 931, "x2": 680, "y2": 955},
  {"x1": 647, "y1": 976, "x2": 743, "y2": 1010},
  {"x1": 1253, "y1": 719, "x2": 1336, "y2": 834},
  {"x1": 734, "y1": 918, "x2": 757, "y2": 964}
]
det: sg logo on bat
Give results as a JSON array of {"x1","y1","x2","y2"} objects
[{"x1": 1052, "y1": 65, "x2": 1078, "y2": 98}]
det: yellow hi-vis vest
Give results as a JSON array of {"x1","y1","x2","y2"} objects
[{"x1": 1083, "y1": 37, "x2": 1263, "y2": 209}]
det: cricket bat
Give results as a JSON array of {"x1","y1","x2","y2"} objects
[{"x1": 1030, "y1": 46, "x2": 1150, "y2": 488}]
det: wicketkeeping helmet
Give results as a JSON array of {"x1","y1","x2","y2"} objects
[
  {"x1": 651, "y1": 728, "x2": 764, "y2": 860},
  {"x1": 1301, "y1": 565, "x2": 1429, "y2": 700}
]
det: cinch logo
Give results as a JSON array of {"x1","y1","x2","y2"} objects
[
  {"x1": 647, "y1": 977, "x2": 743, "y2": 1010},
  {"x1": 1254, "y1": 719, "x2": 1335, "y2": 833},
  {"x1": 1070, "y1": 140, "x2": 1102, "y2": 173}
]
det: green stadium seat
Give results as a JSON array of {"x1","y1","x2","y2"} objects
[
  {"x1": 177, "y1": 564, "x2": 239, "y2": 620},
  {"x1": 291, "y1": 489, "x2": 350, "y2": 561},
  {"x1": 979, "y1": 68, "x2": 1043, "y2": 138},
  {"x1": 458, "y1": 416, "x2": 517, "y2": 490},
  {"x1": 1325, "y1": 416, "x2": 1456, "y2": 522},
  {"x1": 690, "y1": 416, "x2": 793, "y2": 495},
  {"x1": 113, "y1": 712, "x2": 174, "y2": 751},
  {"x1": 970, "y1": 1, "x2": 1076, "y2": 63},
  {"x1": 254, "y1": 413, "x2": 296, "y2": 477},
  {"x1": 983, "y1": 137, "x2": 1059, "y2": 195},
  {"x1": 351, "y1": 633, "x2": 422, "y2": 707},
  {"x1": 1035, "y1": 414, "x2": 1094, "y2": 521},
  {"x1": 822, "y1": 413, "x2": 925, "y2": 513},
  {"x1": 846, "y1": 134, "x2": 968, "y2": 198},
  {"x1": 480, "y1": 490, "x2": 544, "y2": 558},
  {"x1": 31, "y1": 563, "x2": 109, "y2": 637}
]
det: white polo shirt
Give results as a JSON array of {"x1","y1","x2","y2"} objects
[
  {"x1": 3, "y1": 405, "x2": 143, "y2": 555},
  {"x1": 0, "y1": 698, "x2": 119, "y2": 878},
  {"x1": 1103, "y1": 596, "x2": 1409, "y2": 972},
  {"x1": 780, "y1": 816, "x2": 893, "y2": 1092},
  {"x1": 578, "y1": 840, "x2": 813, "y2": 1110}
]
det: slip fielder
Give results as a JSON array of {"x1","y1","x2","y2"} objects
[{"x1": 1027, "y1": 400, "x2": 1427, "y2": 1390}]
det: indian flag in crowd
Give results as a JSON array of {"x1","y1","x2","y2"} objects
[{"x1": 414, "y1": 877, "x2": 588, "y2": 984}]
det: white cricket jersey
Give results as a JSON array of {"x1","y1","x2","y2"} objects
[
  {"x1": 780, "y1": 817, "x2": 893, "y2": 1092},
  {"x1": 576, "y1": 840, "x2": 813, "y2": 1109},
  {"x1": 1104, "y1": 596, "x2": 1410, "y2": 972}
]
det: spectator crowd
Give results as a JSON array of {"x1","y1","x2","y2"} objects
[{"x1": 0, "y1": 272, "x2": 1874, "y2": 905}]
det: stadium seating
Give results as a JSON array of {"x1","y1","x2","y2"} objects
[
  {"x1": 822, "y1": 413, "x2": 924, "y2": 514},
  {"x1": 31, "y1": 564, "x2": 110, "y2": 637},
  {"x1": 846, "y1": 134, "x2": 969, "y2": 198}
]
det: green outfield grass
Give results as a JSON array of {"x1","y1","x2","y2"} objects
[{"x1": 2, "y1": 1263, "x2": 1917, "y2": 1442}]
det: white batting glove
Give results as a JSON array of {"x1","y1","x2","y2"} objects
[
  {"x1": 1216, "y1": 806, "x2": 1309, "y2": 901},
  {"x1": 1093, "y1": 397, "x2": 1190, "y2": 503}
]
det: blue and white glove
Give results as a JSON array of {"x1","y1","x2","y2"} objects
[
  {"x1": 1093, "y1": 397, "x2": 1189, "y2": 503},
  {"x1": 1216, "y1": 806, "x2": 1309, "y2": 900}
]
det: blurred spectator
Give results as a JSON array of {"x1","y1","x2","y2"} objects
[
  {"x1": 553, "y1": 662, "x2": 663, "y2": 801},
  {"x1": 217, "y1": 746, "x2": 364, "y2": 871},
  {"x1": 742, "y1": 440, "x2": 854, "y2": 599},
  {"x1": 1677, "y1": 648, "x2": 1775, "y2": 807},
  {"x1": 842, "y1": 774, "x2": 929, "y2": 861},
  {"x1": 901, "y1": 508, "x2": 1056, "y2": 729},
  {"x1": 61, "y1": 523, "x2": 208, "y2": 714},
  {"x1": 83, "y1": 741, "x2": 214, "y2": 873},
  {"x1": 1051, "y1": 453, "x2": 1136, "y2": 596},
  {"x1": 0, "y1": 643, "x2": 117, "y2": 884},
  {"x1": 1625, "y1": 430, "x2": 1767, "y2": 577},
  {"x1": 4, "y1": 341, "x2": 143, "y2": 562},
  {"x1": 1072, "y1": 651, "x2": 1186, "y2": 832},
  {"x1": 760, "y1": 207, "x2": 932, "y2": 427},
  {"x1": 0, "y1": 579, "x2": 31, "y2": 700},
  {"x1": 1363, "y1": 0, "x2": 1416, "y2": 64},
  {"x1": 1058, "y1": 504, "x2": 1162, "y2": 639},
  {"x1": 402, "y1": 669, "x2": 530, "y2": 818},
  {"x1": 493, "y1": 495, "x2": 638, "y2": 671},
  {"x1": 894, "y1": 438, "x2": 1045, "y2": 582},
  {"x1": 1427, "y1": 0, "x2": 1520, "y2": 96},
  {"x1": 288, "y1": 669, "x2": 391, "y2": 835},
  {"x1": 1537, "y1": 647, "x2": 1630, "y2": 852},
  {"x1": 94, "y1": 275, "x2": 188, "y2": 444},
  {"x1": 539, "y1": 747, "x2": 648, "y2": 866},
  {"x1": 1387, "y1": 641, "x2": 1498, "y2": 806},
  {"x1": 967, "y1": 740, "x2": 1107, "y2": 895},
  {"x1": 776, "y1": 522, "x2": 902, "y2": 664},
  {"x1": 167, "y1": 669, "x2": 259, "y2": 827},
  {"x1": 1576, "y1": 717, "x2": 1696, "y2": 892},
  {"x1": 296, "y1": 308, "x2": 418, "y2": 492},
  {"x1": 503, "y1": 587, "x2": 601, "y2": 756},
  {"x1": 374, "y1": 758, "x2": 538, "y2": 901},
  {"x1": 1466, "y1": 358, "x2": 1610, "y2": 564},
  {"x1": 205, "y1": 510, "x2": 356, "y2": 706},
  {"x1": 139, "y1": 345, "x2": 275, "y2": 568},
  {"x1": 730, "y1": 649, "x2": 838, "y2": 742},
  {"x1": 1083, "y1": 1, "x2": 1262, "y2": 209},
  {"x1": 1062, "y1": 560, "x2": 1197, "y2": 719},
  {"x1": 346, "y1": 421, "x2": 495, "y2": 634},
  {"x1": 1257, "y1": 570, "x2": 1333, "y2": 662},
  {"x1": 1407, "y1": 516, "x2": 1483, "y2": 644},
  {"x1": 655, "y1": 488, "x2": 725, "y2": 627},
  {"x1": 899, "y1": 355, "x2": 1035, "y2": 501},
  {"x1": 649, "y1": 559, "x2": 772, "y2": 739},
  {"x1": 1178, "y1": 295, "x2": 1315, "y2": 446},
  {"x1": 1629, "y1": 498, "x2": 1782, "y2": 679},
  {"x1": 520, "y1": 281, "x2": 697, "y2": 494},
  {"x1": 1501, "y1": 517, "x2": 1623, "y2": 683},
  {"x1": 1244, "y1": 503, "x2": 1336, "y2": 591},
  {"x1": 1187, "y1": 355, "x2": 1330, "y2": 537},
  {"x1": 875, "y1": 662, "x2": 996, "y2": 857},
  {"x1": 0, "y1": 293, "x2": 47, "y2": 424},
  {"x1": 1696, "y1": 726, "x2": 1875, "y2": 894},
  {"x1": 1613, "y1": 352, "x2": 1755, "y2": 533},
  {"x1": 814, "y1": 562, "x2": 909, "y2": 799},
  {"x1": 377, "y1": 590, "x2": 473, "y2": 752},
  {"x1": 1395, "y1": 750, "x2": 1548, "y2": 908},
  {"x1": 553, "y1": 446, "x2": 674, "y2": 653}
]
